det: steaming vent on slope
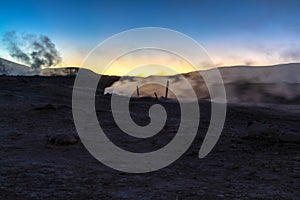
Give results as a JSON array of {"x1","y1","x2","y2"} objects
[
  {"x1": 105, "y1": 73, "x2": 208, "y2": 102},
  {"x1": 105, "y1": 63, "x2": 300, "y2": 104}
]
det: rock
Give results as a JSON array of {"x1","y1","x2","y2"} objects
[
  {"x1": 244, "y1": 121, "x2": 281, "y2": 141},
  {"x1": 278, "y1": 131, "x2": 300, "y2": 143},
  {"x1": 48, "y1": 133, "x2": 78, "y2": 145},
  {"x1": 34, "y1": 104, "x2": 57, "y2": 111},
  {"x1": 246, "y1": 121, "x2": 279, "y2": 135}
]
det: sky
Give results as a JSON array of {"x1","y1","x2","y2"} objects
[{"x1": 0, "y1": 0, "x2": 299, "y2": 75}]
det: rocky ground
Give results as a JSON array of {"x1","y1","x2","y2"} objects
[{"x1": 0, "y1": 75, "x2": 299, "y2": 199}]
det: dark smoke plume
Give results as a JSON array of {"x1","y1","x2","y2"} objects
[{"x1": 2, "y1": 31, "x2": 62, "y2": 71}]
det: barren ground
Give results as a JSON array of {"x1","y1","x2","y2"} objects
[{"x1": 0, "y1": 76, "x2": 299, "y2": 199}]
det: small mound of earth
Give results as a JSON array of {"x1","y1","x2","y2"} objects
[
  {"x1": 48, "y1": 133, "x2": 78, "y2": 145},
  {"x1": 244, "y1": 121, "x2": 300, "y2": 143}
]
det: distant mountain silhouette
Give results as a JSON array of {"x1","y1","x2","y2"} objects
[
  {"x1": 1, "y1": 57, "x2": 299, "y2": 83},
  {"x1": 197, "y1": 63, "x2": 300, "y2": 84}
]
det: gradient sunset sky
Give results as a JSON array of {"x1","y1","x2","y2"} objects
[{"x1": 0, "y1": 0, "x2": 299, "y2": 75}]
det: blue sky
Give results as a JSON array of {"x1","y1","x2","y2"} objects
[{"x1": 0, "y1": 0, "x2": 299, "y2": 70}]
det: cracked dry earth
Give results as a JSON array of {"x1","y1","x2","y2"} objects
[{"x1": 0, "y1": 76, "x2": 299, "y2": 199}]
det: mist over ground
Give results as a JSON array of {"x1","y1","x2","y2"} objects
[{"x1": 105, "y1": 63, "x2": 300, "y2": 104}]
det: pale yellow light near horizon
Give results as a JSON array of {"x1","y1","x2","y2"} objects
[
  {"x1": 55, "y1": 48, "x2": 202, "y2": 77},
  {"x1": 55, "y1": 46, "x2": 294, "y2": 77},
  {"x1": 100, "y1": 49, "x2": 199, "y2": 76}
]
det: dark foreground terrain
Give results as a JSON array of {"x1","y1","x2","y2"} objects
[{"x1": 0, "y1": 76, "x2": 299, "y2": 199}]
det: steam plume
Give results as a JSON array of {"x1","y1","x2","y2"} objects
[{"x1": 2, "y1": 31, "x2": 62, "y2": 71}]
